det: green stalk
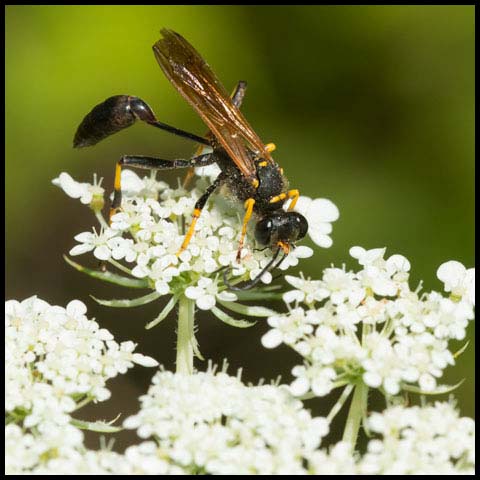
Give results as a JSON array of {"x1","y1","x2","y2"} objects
[
  {"x1": 176, "y1": 295, "x2": 195, "y2": 375},
  {"x1": 342, "y1": 381, "x2": 369, "y2": 451},
  {"x1": 327, "y1": 384, "x2": 354, "y2": 423}
]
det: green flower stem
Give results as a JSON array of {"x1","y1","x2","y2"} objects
[
  {"x1": 73, "y1": 395, "x2": 94, "y2": 411},
  {"x1": 94, "y1": 211, "x2": 109, "y2": 230},
  {"x1": 107, "y1": 258, "x2": 134, "y2": 276},
  {"x1": 176, "y1": 295, "x2": 195, "y2": 375},
  {"x1": 327, "y1": 384, "x2": 354, "y2": 423},
  {"x1": 342, "y1": 381, "x2": 369, "y2": 451}
]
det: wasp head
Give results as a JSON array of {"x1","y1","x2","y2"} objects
[{"x1": 254, "y1": 211, "x2": 308, "y2": 249}]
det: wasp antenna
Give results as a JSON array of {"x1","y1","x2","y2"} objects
[{"x1": 224, "y1": 248, "x2": 287, "y2": 291}]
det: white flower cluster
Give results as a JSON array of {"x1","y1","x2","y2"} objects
[
  {"x1": 306, "y1": 402, "x2": 475, "y2": 475},
  {"x1": 5, "y1": 423, "x2": 185, "y2": 475},
  {"x1": 123, "y1": 366, "x2": 330, "y2": 475},
  {"x1": 359, "y1": 401, "x2": 475, "y2": 474},
  {"x1": 5, "y1": 296, "x2": 158, "y2": 474},
  {"x1": 262, "y1": 247, "x2": 475, "y2": 397},
  {"x1": 53, "y1": 170, "x2": 338, "y2": 312}
]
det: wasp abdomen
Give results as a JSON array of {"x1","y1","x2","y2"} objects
[{"x1": 73, "y1": 95, "x2": 156, "y2": 148}]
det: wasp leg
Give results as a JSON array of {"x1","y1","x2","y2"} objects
[
  {"x1": 286, "y1": 189, "x2": 300, "y2": 211},
  {"x1": 231, "y1": 80, "x2": 248, "y2": 109},
  {"x1": 269, "y1": 192, "x2": 287, "y2": 204},
  {"x1": 265, "y1": 143, "x2": 276, "y2": 153},
  {"x1": 109, "y1": 153, "x2": 215, "y2": 222},
  {"x1": 268, "y1": 189, "x2": 299, "y2": 211},
  {"x1": 225, "y1": 247, "x2": 287, "y2": 291},
  {"x1": 176, "y1": 173, "x2": 226, "y2": 256},
  {"x1": 236, "y1": 198, "x2": 256, "y2": 262},
  {"x1": 184, "y1": 81, "x2": 248, "y2": 188}
]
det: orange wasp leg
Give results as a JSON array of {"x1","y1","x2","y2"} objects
[
  {"x1": 176, "y1": 174, "x2": 225, "y2": 256},
  {"x1": 236, "y1": 198, "x2": 256, "y2": 262},
  {"x1": 286, "y1": 189, "x2": 300, "y2": 211},
  {"x1": 268, "y1": 189, "x2": 300, "y2": 211}
]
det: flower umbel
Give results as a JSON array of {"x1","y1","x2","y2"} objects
[
  {"x1": 359, "y1": 401, "x2": 475, "y2": 475},
  {"x1": 262, "y1": 248, "x2": 474, "y2": 399},
  {"x1": 55, "y1": 169, "x2": 336, "y2": 332},
  {"x1": 5, "y1": 296, "x2": 158, "y2": 474},
  {"x1": 123, "y1": 363, "x2": 330, "y2": 475}
]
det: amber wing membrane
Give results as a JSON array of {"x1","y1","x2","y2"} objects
[{"x1": 153, "y1": 29, "x2": 272, "y2": 180}]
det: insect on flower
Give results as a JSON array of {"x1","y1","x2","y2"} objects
[{"x1": 73, "y1": 28, "x2": 308, "y2": 289}]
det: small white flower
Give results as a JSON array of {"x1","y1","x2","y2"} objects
[
  {"x1": 185, "y1": 277, "x2": 236, "y2": 310},
  {"x1": 290, "y1": 364, "x2": 337, "y2": 397},
  {"x1": 120, "y1": 169, "x2": 168, "y2": 199},
  {"x1": 283, "y1": 274, "x2": 329, "y2": 304},
  {"x1": 262, "y1": 308, "x2": 313, "y2": 348},
  {"x1": 308, "y1": 441, "x2": 358, "y2": 475},
  {"x1": 437, "y1": 260, "x2": 475, "y2": 306},
  {"x1": 322, "y1": 267, "x2": 364, "y2": 306},
  {"x1": 69, "y1": 228, "x2": 118, "y2": 260},
  {"x1": 349, "y1": 246, "x2": 386, "y2": 267},
  {"x1": 52, "y1": 172, "x2": 104, "y2": 205},
  {"x1": 194, "y1": 162, "x2": 221, "y2": 180}
]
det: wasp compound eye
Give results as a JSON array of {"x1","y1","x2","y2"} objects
[
  {"x1": 254, "y1": 217, "x2": 274, "y2": 245},
  {"x1": 293, "y1": 212, "x2": 308, "y2": 241}
]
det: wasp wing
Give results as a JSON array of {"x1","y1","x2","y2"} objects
[{"x1": 153, "y1": 29, "x2": 271, "y2": 181}]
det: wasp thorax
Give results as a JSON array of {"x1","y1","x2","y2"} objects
[{"x1": 255, "y1": 211, "x2": 308, "y2": 246}]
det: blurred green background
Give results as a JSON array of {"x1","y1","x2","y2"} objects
[{"x1": 6, "y1": 5, "x2": 474, "y2": 449}]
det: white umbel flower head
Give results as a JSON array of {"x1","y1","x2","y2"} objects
[
  {"x1": 57, "y1": 169, "x2": 337, "y2": 323},
  {"x1": 262, "y1": 247, "x2": 474, "y2": 399},
  {"x1": 123, "y1": 365, "x2": 330, "y2": 475},
  {"x1": 5, "y1": 296, "x2": 158, "y2": 414},
  {"x1": 5, "y1": 296, "x2": 159, "y2": 475},
  {"x1": 359, "y1": 402, "x2": 475, "y2": 475}
]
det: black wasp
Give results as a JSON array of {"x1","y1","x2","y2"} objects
[{"x1": 73, "y1": 29, "x2": 308, "y2": 290}]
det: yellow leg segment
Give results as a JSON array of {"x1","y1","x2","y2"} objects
[
  {"x1": 109, "y1": 162, "x2": 123, "y2": 223},
  {"x1": 176, "y1": 208, "x2": 202, "y2": 256},
  {"x1": 287, "y1": 189, "x2": 300, "y2": 211},
  {"x1": 269, "y1": 192, "x2": 287, "y2": 204},
  {"x1": 236, "y1": 198, "x2": 255, "y2": 261},
  {"x1": 268, "y1": 189, "x2": 299, "y2": 211},
  {"x1": 265, "y1": 143, "x2": 276, "y2": 153}
]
